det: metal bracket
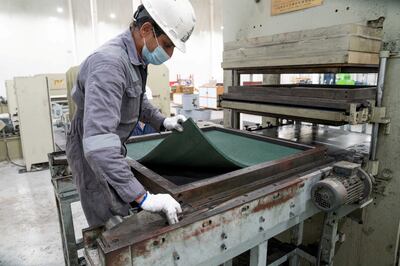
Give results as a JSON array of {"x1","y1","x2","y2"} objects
[
  {"x1": 342, "y1": 104, "x2": 391, "y2": 126},
  {"x1": 369, "y1": 106, "x2": 390, "y2": 124},
  {"x1": 366, "y1": 160, "x2": 379, "y2": 176},
  {"x1": 343, "y1": 104, "x2": 369, "y2": 125}
]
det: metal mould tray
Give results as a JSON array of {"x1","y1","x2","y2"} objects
[
  {"x1": 125, "y1": 126, "x2": 327, "y2": 204},
  {"x1": 222, "y1": 84, "x2": 376, "y2": 111}
]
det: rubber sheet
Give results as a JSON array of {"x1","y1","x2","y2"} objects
[{"x1": 127, "y1": 118, "x2": 302, "y2": 171}]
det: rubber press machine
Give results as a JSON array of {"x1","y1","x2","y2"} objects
[{"x1": 51, "y1": 1, "x2": 400, "y2": 265}]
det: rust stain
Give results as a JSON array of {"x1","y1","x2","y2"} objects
[
  {"x1": 133, "y1": 241, "x2": 150, "y2": 257},
  {"x1": 221, "y1": 216, "x2": 233, "y2": 225},
  {"x1": 252, "y1": 182, "x2": 302, "y2": 213},
  {"x1": 107, "y1": 248, "x2": 132, "y2": 266},
  {"x1": 183, "y1": 222, "x2": 221, "y2": 241},
  {"x1": 131, "y1": 180, "x2": 304, "y2": 258}
]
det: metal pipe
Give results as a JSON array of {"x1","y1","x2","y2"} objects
[{"x1": 370, "y1": 51, "x2": 390, "y2": 161}]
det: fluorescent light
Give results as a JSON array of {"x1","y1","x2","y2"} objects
[
  {"x1": 109, "y1": 13, "x2": 116, "y2": 19},
  {"x1": 56, "y1": 7, "x2": 64, "y2": 13}
]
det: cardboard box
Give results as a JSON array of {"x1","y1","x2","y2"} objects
[
  {"x1": 216, "y1": 85, "x2": 224, "y2": 96},
  {"x1": 182, "y1": 86, "x2": 195, "y2": 94}
]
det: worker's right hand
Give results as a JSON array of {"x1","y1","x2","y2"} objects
[
  {"x1": 163, "y1": 115, "x2": 187, "y2": 132},
  {"x1": 139, "y1": 192, "x2": 182, "y2": 224}
]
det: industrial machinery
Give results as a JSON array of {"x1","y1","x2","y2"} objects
[
  {"x1": 311, "y1": 161, "x2": 373, "y2": 212},
  {"x1": 0, "y1": 81, "x2": 22, "y2": 162},
  {"x1": 0, "y1": 114, "x2": 15, "y2": 135},
  {"x1": 146, "y1": 64, "x2": 171, "y2": 117},
  {"x1": 3, "y1": 74, "x2": 68, "y2": 168},
  {"x1": 50, "y1": 1, "x2": 400, "y2": 265},
  {"x1": 78, "y1": 126, "x2": 374, "y2": 266},
  {"x1": 47, "y1": 74, "x2": 69, "y2": 128},
  {"x1": 13, "y1": 75, "x2": 55, "y2": 171},
  {"x1": 218, "y1": 1, "x2": 400, "y2": 266}
]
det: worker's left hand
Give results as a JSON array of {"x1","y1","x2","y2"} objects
[{"x1": 163, "y1": 115, "x2": 187, "y2": 132}]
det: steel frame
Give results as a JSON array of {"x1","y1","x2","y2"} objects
[
  {"x1": 222, "y1": 64, "x2": 378, "y2": 128},
  {"x1": 221, "y1": 100, "x2": 371, "y2": 126},
  {"x1": 49, "y1": 151, "x2": 83, "y2": 266},
  {"x1": 229, "y1": 64, "x2": 379, "y2": 75},
  {"x1": 83, "y1": 164, "x2": 369, "y2": 266}
]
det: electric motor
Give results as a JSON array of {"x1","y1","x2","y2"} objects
[{"x1": 311, "y1": 161, "x2": 372, "y2": 212}]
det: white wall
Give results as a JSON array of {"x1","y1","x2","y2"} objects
[
  {"x1": 165, "y1": 0, "x2": 224, "y2": 87},
  {"x1": 0, "y1": 0, "x2": 74, "y2": 97},
  {"x1": 0, "y1": 0, "x2": 224, "y2": 98}
]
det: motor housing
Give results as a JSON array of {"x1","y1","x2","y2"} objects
[{"x1": 311, "y1": 161, "x2": 372, "y2": 212}]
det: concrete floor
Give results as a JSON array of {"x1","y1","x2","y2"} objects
[{"x1": 0, "y1": 161, "x2": 86, "y2": 266}]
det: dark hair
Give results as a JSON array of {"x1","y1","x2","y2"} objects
[{"x1": 131, "y1": 4, "x2": 165, "y2": 37}]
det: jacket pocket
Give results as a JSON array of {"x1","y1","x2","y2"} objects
[
  {"x1": 125, "y1": 84, "x2": 142, "y2": 98},
  {"x1": 121, "y1": 84, "x2": 142, "y2": 124}
]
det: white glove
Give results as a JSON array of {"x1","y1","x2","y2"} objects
[
  {"x1": 163, "y1": 115, "x2": 187, "y2": 132},
  {"x1": 139, "y1": 192, "x2": 182, "y2": 224}
]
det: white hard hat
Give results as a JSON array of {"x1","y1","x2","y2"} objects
[{"x1": 141, "y1": 0, "x2": 196, "y2": 53}]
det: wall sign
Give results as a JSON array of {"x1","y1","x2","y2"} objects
[{"x1": 271, "y1": 0, "x2": 323, "y2": 15}]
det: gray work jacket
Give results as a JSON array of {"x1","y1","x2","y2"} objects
[{"x1": 70, "y1": 29, "x2": 165, "y2": 203}]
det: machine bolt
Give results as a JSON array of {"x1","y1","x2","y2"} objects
[
  {"x1": 221, "y1": 244, "x2": 227, "y2": 251},
  {"x1": 382, "y1": 168, "x2": 393, "y2": 179},
  {"x1": 221, "y1": 232, "x2": 228, "y2": 239},
  {"x1": 259, "y1": 226, "x2": 264, "y2": 232},
  {"x1": 273, "y1": 193, "x2": 281, "y2": 200},
  {"x1": 259, "y1": 216, "x2": 265, "y2": 223},
  {"x1": 173, "y1": 251, "x2": 180, "y2": 261}
]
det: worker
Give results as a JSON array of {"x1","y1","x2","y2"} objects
[{"x1": 66, "y1": 0, "x2": 196, "y2": 227}]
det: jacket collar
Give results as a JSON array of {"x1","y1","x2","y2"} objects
[{"x1": 122, "y1": 29, "x2": 146, "y2": 66}]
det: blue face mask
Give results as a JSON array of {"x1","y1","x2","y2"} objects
[{"x1": 142, "y1": 28, "x2": 170, "y2": 65}]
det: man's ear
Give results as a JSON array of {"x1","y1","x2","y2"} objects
[{"x1": 139, "y1": 22, "x2": 153, "y2": 38}]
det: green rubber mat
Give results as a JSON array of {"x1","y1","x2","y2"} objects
[{"x1": 126, "y1": 119, "x2": 302, "y2": 170}]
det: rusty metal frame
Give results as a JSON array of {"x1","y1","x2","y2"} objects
[
  {"x1": 125, "y1": 126, "x2": 327, "y2": 204},
  {"x1": 85, "y1": 164, "x2": 333, "y2": 266},
  {"x1": 82, "y1": 129, "x2": 333, "y2": 265}
]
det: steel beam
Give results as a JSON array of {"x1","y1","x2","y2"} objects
[
  {"x1": 221, "y1": 100, "x2": 352, "y2": 125},
  {"x1": 249, "y1": 241, "x2": 268, "y2": 266},
  {"x1": 91, "y1": 167, "x2": 331, "y2": 265}
]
